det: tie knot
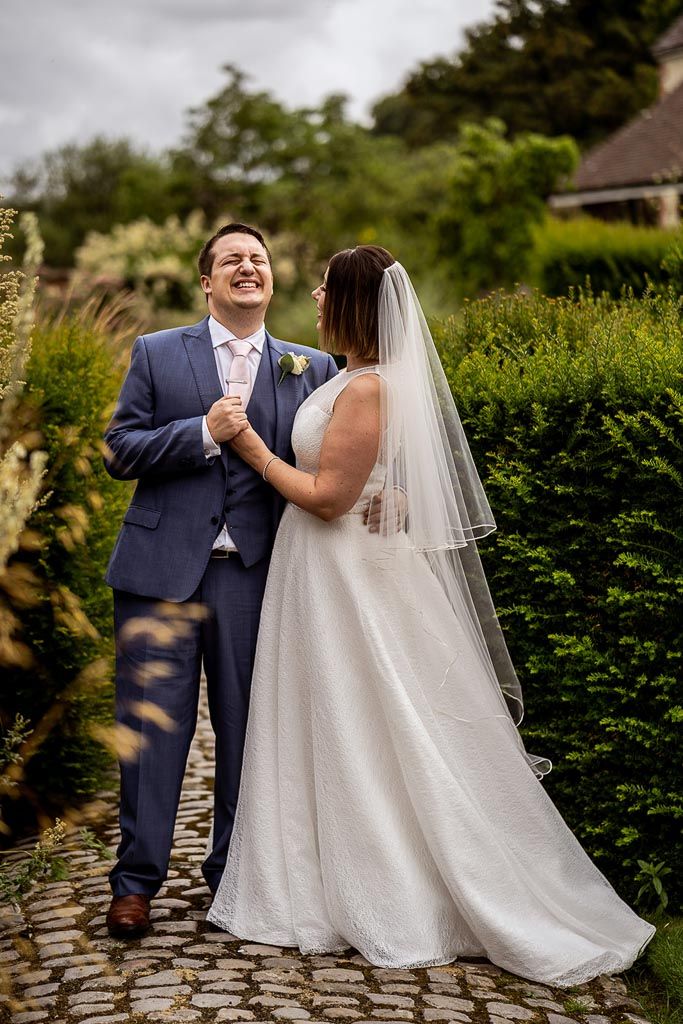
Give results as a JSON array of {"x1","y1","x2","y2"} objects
[{"x1": 228, "y1": 339, "x2": 254, "y2": 358}]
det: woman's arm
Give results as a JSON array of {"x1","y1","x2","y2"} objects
[{"x1": 230, "y1": 374, "x2": 381, "y2": 522}]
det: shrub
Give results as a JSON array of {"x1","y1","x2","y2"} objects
[
  {"x1": 532, "y1": 216, "x2": 680, "y2": 296},
  {"x1": 434, "y1": 288, "x2": 683, "y2": 910},
  {"x1": 1, "y1": 300, "x2": 133, "y2": 828},
  {"x1": 436, "y1": 119, "x2": 578, "y2": 296},
  {"x1": 71, "y1": 215, "x2": 322, "y2": 338},
  {"x1": 74, "y1": 210, "x2": 209, "y2": 313}
]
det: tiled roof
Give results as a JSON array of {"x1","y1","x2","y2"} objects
[
  {"x1": 652, "y1": 14, "x2": 683, "y2": 58},
  {"x1": 574, "y1": 80, "x2": 683, "y2": 190}
]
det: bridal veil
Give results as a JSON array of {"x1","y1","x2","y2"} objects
[{"x1": 377, "y1": 262, "x2": 550, "y2": 776}]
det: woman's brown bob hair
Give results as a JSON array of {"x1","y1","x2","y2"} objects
[{"x1": 319, "y1": 245, "x2": 395, "y2": 360}]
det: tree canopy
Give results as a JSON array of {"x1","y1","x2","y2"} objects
[
  {"x1": 436, "y1": 119, "x2": 578, "y2": 294},
  {"x1": 10, "y1": 68, "x2": 461, "y2": 278},
  {"x1": 372, "y1": 0, "x2": 683, "y2": 149},
  {"x1": 10, "y1": 138, "x2": 186, "y2": 269}
]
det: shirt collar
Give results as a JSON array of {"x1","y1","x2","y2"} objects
[{"x1": 208, "y1": 315, "x2": 266, "y2": 353}]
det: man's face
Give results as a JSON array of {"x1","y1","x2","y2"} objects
[{"x1": 201, "y1": 233, "x2": 274, "y2": 320}]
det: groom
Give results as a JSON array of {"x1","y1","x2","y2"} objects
[{"x1": 103, "y1": 223, "x2": 338, "y2": 937}]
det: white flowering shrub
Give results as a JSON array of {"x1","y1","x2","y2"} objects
[
  {"x1": 0, "y1": 205, "x2": 46, "y2": 673},
  {"x1": 74, "y1": 210, "x2": 209, "y2": 312},
  {"x1": 0, "y1": 203, "x2": 135, "y2": 845}
]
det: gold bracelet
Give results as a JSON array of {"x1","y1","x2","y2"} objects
[{"x1": 262, "y1": 456, "x2": 281, "y2": 481}]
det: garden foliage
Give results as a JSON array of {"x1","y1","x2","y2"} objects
[
  {"x1": 434, "y1": 287, "x2": 683, "y2": 910},
  {"x1": 74, "y1": 210, "x2": 209, "y2": 314},
  {"x1": 533, "y1": 217, "x2": 681, "y2": 297},
  {"x1": 1, "y1": 299, "x2": 133, "y2": 827},
  {"x1": 12, "y1": 78, "x2": 456, "y2": 289},
  {"x1": 0, "y1": 203, "x2": 49, "y2": 832},
  {"x1": 436, "y1": 120, "x2": 578, "y2": 296}
]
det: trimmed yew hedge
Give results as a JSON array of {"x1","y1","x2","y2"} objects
[
  {"x1": 434, "y1": 288, "x2": 683, "y2": 912},
  {"x1": 532, "y1": 217, "x2": 679, "y2": 297}
]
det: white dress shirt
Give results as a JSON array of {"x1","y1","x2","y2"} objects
[{"x1": 202, "y1": 315, "x2": 266, "y2": 551}]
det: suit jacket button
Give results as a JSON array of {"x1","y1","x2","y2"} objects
[{"x1": 211, "y1": 515, "x2": 220, "y2": 525}]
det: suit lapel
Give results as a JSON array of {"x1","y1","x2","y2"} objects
[
  {"x1": 182, "y1": 317, "x2": 223, "y2": 415},
  {"x1": 245, "y1": 336, "x2": 277, "y2": 451},
  {"x1": 267, "y1": 334, "x2": 306, "y2": 458},
  {"x1": 182, "y1": 324, "x2": 304, "y2": 460}
]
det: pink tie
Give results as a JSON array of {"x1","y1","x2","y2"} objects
[{"x1": 227, "y1": 339, "x2": 253, "y2": 406}]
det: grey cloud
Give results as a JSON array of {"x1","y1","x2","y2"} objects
[
  {"x1": 1, "y1": 0, "x2": 496, "y2": 176},
  {"x1": 143, "y1": 0, "x2": 328, "y2": 22}
]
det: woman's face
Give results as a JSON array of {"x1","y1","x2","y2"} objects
[{"x1": 311, "y1": 267, "x2": 329, "y2": 331}]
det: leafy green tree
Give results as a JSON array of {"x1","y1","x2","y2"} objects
[
  {"x1": 372, "y1": 0, "x2": 683, "y2": 149},
  {"x1": 170, "y1": 65, "x2": 326, "y2": 225},
  {"x1": 11, "y1": 138, "x2": 182, "y2": 267},
  {"x1": 7, "y1": 65, "x2": 521, "y2": 305},
  {"x1": 11, "y1": 69, "x2": 440, "y2": 273},
  {"x1": 176, "y1": 71, "x2": 418, "y2": 252},
  {"x1": 175, "y1": 69, "x2": 460, "y2": 287},
  {"x1": 437, "y1": 119, "x2": 578, "y2": 295},
  {"x1": 264, "y1": 96, "x2": 440, "y2": 258}
]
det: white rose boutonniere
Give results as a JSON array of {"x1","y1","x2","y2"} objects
[{"x1": 278, "y1": 352, "x2": 311, "y2": 386}]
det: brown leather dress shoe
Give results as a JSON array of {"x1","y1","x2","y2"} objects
[{"x1": 106, "y1": 894, "x2": 151, "y2": 938}]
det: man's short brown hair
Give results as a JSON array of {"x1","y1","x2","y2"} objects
[
  {"x1": 197, "y1": 223, "x2": 272, "y2": 278},
  {"x1": 319, "y1": 245, "x2": 396, "y2": 360}
]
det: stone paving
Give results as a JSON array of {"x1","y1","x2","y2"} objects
[{"x1": 0, "y1": 692, "x2": 651, "y2": 1024}]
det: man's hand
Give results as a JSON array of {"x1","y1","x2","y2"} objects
[
  {"x1": 206, "y1": 396, "x2": 249, "y2": 443},
  {"x1": 364, "y1": 488, "x2": 408, "y2": 535}
]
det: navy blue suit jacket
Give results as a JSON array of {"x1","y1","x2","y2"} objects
[{"x1": 104, "y1": 316, "x2": 337, "y2": 601}]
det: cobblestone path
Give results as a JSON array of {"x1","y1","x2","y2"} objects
[{"x1": 0, "y1": 693, "x2": 651, "y2": 1024}]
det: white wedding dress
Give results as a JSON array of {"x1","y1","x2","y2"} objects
[{"x1": 207, "y1": 368, "x2": 655, "y2": 985}]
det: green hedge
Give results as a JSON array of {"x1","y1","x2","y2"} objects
[
  {"x1": 434, "y1": 288, "x2": 683, "y2": 912},
  {"x1": 532, "y1": 216, "x2": 680, "y2": 297},
  {"x1": 1, "y1": 309, "x2": 130, "y2": 825}
]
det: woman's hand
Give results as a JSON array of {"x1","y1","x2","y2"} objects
[{"x1": 229, "y1": 424, "x2": 271, "y2": 471}]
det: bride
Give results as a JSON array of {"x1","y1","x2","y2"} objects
[{"x1": 206, "y1": 245, "x2": 654, "y2": 984}]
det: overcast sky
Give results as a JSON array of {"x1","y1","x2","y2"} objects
[{"x1": 1, "y1": 0, "x2": 495, "y2": 178}]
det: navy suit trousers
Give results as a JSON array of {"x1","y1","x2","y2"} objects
[{"x1": 109, "y1": 553, "x2": 271, "y2": 897}]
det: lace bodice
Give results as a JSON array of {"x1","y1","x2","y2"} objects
[{"x1": 291, "y1": 368, "x2": 387, "y2": 512}]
